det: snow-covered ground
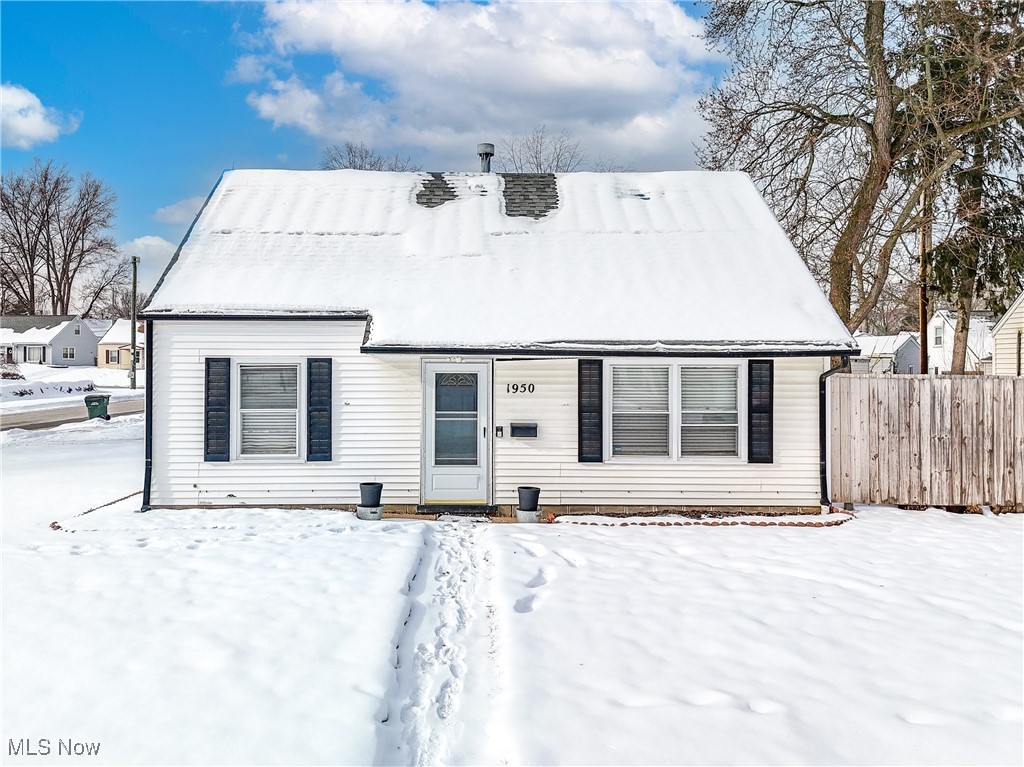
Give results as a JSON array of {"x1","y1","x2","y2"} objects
[
  {"x1": 1, "y1": 365, "x2": 145, "y2": 414},
  {"x1": 2, "y1": 418, "x2": 1021, "y2": 766}
]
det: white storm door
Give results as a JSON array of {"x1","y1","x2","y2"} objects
[{"x1": 423, "y1": 362, "x2": 490, "y2": 503}]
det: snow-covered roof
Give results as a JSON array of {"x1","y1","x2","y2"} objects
[
  {"x1": 0, "y1": 315, "x2": 76, "y2": 345},
  {"x1": 145, "y1": 169, "x2": 855, "y2": 355},
  {"x1": 84, "y1": 318, "x2": 114, "y2": 337},
  {"x1": 853, "y1": 332, "x2": 919, "y2": 358},
  {"x1": 932, "y1": 310, "x2": 994, "y2": 359},
  {"x1": 99, "y1": 319, "x2": 146, "y2": 347}
]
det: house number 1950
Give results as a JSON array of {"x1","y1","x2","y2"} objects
[{"x1": 506, "y1": 383, "x2": 535, "y2": 394}]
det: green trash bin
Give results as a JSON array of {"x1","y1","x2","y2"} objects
[{"x1": 84, "y1": 394, "x2": 111, "y2": 420}]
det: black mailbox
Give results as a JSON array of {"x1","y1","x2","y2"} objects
[{"x1": 510, "y1": 422, "x2": 538, "y2": 438}]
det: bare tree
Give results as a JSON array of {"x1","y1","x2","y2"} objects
[
  {"x1": 496, "y1": 125, "x2": 586, "y2": 173},
  {"x1": 1, "y1": 159, "x2": 124, "y2": 316},
  {"x1": 698, "y1": 0, "x2": 1024, "y2": 330},
  {"x1": 90, "y1": 287, "x2": 150, "y2": 319},
  {"x1": 320, "y1": 141, "x2": 421, "y2": 172}
]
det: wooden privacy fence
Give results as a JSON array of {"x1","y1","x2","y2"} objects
[{"x1": 830, "y1": 375, "x2": 1024, "y2": 508}]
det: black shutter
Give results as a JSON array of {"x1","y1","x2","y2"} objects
[
  {"x1": 307, "y1": 358, "x2": 332, "y2": 462},
  {"x1": 204, "y1": 358, "x2": 230, "y2": 462},
  {"x1": 578, "y1": 359, "x2": 603, "y2": 462},
  {"x1": 748, "y1": 359, "x2": 773, "y2": 463}
]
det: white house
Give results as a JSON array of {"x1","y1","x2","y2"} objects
[
  {"x1": 850, "y1": 332, "x2": 920, "y2": 374},
  {"x1": 98, "y1": 319, "x2": 146, "y2": 369},
  {"x1": 926, "y1": 310, "x2": 994, "y2": 374},
  {"x1": 991, "y1": 291, "x2": 1024, "y2": 376},
  {"x1": 0, "y1": 314, "x2": 98, "y2": 366},
  {"x1": 140, "y1": 167, "x2": 856, "y2": 515}
]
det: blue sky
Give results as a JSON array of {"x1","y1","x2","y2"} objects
[{"x1": 2, "y1": 1, "x2": 721, "y2": 290}]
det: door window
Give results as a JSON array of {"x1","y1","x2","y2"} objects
[{"x1": 434, "y1": 372, "x2": 478, "y2": 466}]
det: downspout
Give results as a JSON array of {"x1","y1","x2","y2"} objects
[
  {"x1": 140, "y1": 320, "x2": 154, "y2": 512},
  {"x1": 819, "y1": 355, "x2": 851, "y2": 508}
]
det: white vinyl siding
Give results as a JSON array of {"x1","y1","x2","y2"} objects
[
  {"x1": 992, "y1": 298, "x2": 1024, "y2": 376},
  {"x1": 150, "y1": 321, "x2": 421, "y2": 507},
  {"x1": 493, "y1": 357, "x2": 824, "y2": 508},
  {"x1": 680, "y1": 366, "x2": 738, "y2": 456},
  {"x1": 237, "y1": 365, "x2": 299, "y2": 457}
]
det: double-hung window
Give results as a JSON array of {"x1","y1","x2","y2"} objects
[
  {"x1": 238, "y1": 365, "x2": 299, "y2": 457},
  {"x1": 611, "y1": 366, "x2": 670, "y2": 456},
  {"x1": 107, "y1": 349, "x2": 119, "y2": 364},
  {"x1": 680, "y1": 367, "x2": 738, "y2": 456},
  {"x1": 62, "y1": 346, "x2": 75, "y2": 360},
  {"x1": 934, "y1": 325, "x2": 943, "y2": 346},
  {"x1": 609, "y1": 363, "x2": 743, "y2": 460}
]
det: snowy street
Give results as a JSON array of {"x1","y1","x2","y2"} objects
[{"x1": 2, "y1": 417, "x2": 1022, "y2": 766}]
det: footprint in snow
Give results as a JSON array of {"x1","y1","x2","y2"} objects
[
  {"x1": 748, "y1": 698, "x2": 786, "y2": 714},
  {"x1": 516, "y1": 541, "x2": 547, "y2": 558},
  {"x1": 514, "y1": 595, "x2": 539, "y2": 613},
  {"x1": 526, "y1": 568, "x2": 549, "y2": 588},
  {"x1": 555, "y1": 549, "x2": 586, "y2": 567}
]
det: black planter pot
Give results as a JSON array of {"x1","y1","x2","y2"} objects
[
  {"x1": 517, "y1": 486, "x2": 541, "y2": 512},
  {"x1": 359, "y1": 482, "x2": 383, "y2": 508}
]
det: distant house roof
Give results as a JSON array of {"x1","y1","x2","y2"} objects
[
  {"x1": 145, "y1": 169, "x2": 856, "y2": 355},
  {"x1": 84, "y1": 318, "x2": 114, "y2": 337},
  {"x1": 932, "y1": 310, "x2": 994, "y2": 359},
  {"x1": 853, "y1": 332, "x2": 919, "y2": 358},
  {"x1": 0, "y1": 314, "x2": 77, "y2": 344},
  {"x1": 100, "y1": 318, "x2": 146, "y2": 347}
]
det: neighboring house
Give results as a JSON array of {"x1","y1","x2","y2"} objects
[
  {"x1": 0, "y1": 315, "x2": 97, "y2": 366},
  {"x1": 84, "y1": 318, "x2": 114, "y2": 339},
  {"x1": 850, "y1": 332, "x2": 920, "y2": 374},
  {"x1": 98, "y1": 319, "x2": 146, "y2": 369},
  {"x1": 991, "y1": 291, "x2": 1024, "y2": 376},
  {"x1": 926, "y1": 310, "x2": 994, "y2": 374},
  {"x1": 140, "y1": 166, "x2": 856, "y2": 514}
]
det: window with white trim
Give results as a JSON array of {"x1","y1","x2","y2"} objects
[
  {"x1": 26, "y1": 346, "x2": 41, "y2": 363},
  {"x1": 680, "y1": 366, "x2": 738, "y2": 456},
  {"x1": 238, "y1": 364, "x2": 299, "y2": 457},
  {"x1": 934, "y1": 325, "x2": 943, "y2": 346},
  {"x1": 611, "y1": 366, "x2": 670, "y2": 456},
  {"x1": 609, "y1": 362, "x2": 743, "y2": 460},
  {"x1": 74, "y1": 324, "x2": 81, "y2": 335},
  {"x1": 107, "y1": 349, "x2": 119, "y2": 364},
  {"x1": 62, "y1": 346, "x2": 76, "y2": 360}
]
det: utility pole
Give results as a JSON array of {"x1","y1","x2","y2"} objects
[
  {"x1": 918, "y1": 189, "x2": 931, "y2": 375},
  {"x1": 130, "y1": 255, "x2": 139, "y2": 390}
]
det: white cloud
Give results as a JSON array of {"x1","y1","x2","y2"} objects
[
  {"x1": 237, "y1": 1, "x2": 720, "y2": 170},
  {"x1": 151, "y1": 196, "x2": 206, "y2": 225},
  {"x1": 0, "y1": 83, "x2": 80, "y2": 150},
  {"x1": 121, "y1": 236, "x2": 178, "y2": 290}
]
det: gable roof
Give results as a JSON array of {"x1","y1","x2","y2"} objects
[
  {"x1": 0, "y1": 315, "x2": 78, "y2": 344},
  {"x1": 992, "y1": 291, "x2": 1024, "y2": 335},
  {"x1": 853, "y1": 332, "x2": 919, "y2": 358},
  {"x1": 100, "y1": 318, "x2": 146, "y2": 347},
  {"x1": 931, "y1": 310, "x2": 994, "y2": 359},
  {"x1": 84, "y1": 318, "x2": 114, "y2": 337},
  {"x1": 145, "y1": 169, "x2": 855, "y2": 355}
]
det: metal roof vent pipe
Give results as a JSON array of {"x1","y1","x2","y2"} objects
[{"x1": 477, "y1": 143, "x2": 494, "y2": 173}]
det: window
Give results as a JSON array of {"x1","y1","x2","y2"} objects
[
  {"x1": 107, "y1": 349, "x2": 119, "y2": 364},
  {"x1": 62, "y1": 347, "x2": 75, "y2": 360},
  {"x1": 611, "y1": 366, "x2": 669, "y2": 456},
  {"x1": 238, "y1": 365, "x2": 299, "y2": 456},
  {"x1": 74, "y1": 324, "x2": 81, "y2": 335},
  {"x1": 934, "y1": 325, "x2": 943, "y2": 346},
  {"x1": 134, "y1": 349, "x2": 142, "y2": 364},
  {"x1": 680, "y1": 367, "x2": 738, "y2": 456},
  {"x1": 609, "y1": 363, "x2": 743, "y2": 460}
]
